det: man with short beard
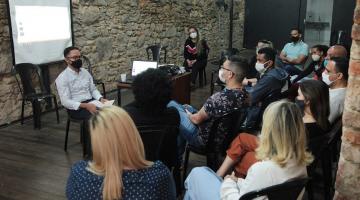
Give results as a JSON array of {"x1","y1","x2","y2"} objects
[{"x1": 278, "y1": 28, "x2": 309, "y2": 76}]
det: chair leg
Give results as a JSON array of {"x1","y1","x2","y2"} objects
[
  {"x1": 53, "y1": 96, "x2": 60, "y2": 123},
  {"x1": 101, "y1": 83, "x2": 106, "y2": 98},
  {"x1": 64, "y1": 119, "x2": 70, "y2": 151},
  {"x1": 21, "y1": 100, "x2": 25, "y2": 125},
  {"x1": 32, "y1": 100, "x2": 41, "y2": 129},
  {"x1": 182, "y1": 145, "x2": 191, "y2": 184}
]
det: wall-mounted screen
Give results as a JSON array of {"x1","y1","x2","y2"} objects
[{"x1": 8, "y1": 0, "x2": 73, "y2": 64}]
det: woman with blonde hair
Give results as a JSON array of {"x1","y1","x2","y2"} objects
[
  {"x1": 66, "y1": 106, "x2": 176, "y2": 200},
  {"x1": 184, "y1": 100, "x2": 313, "y2": 200}
]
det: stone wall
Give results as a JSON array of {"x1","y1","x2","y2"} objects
[
  {"x1": 334, "y1": 1, "x2": 360, "y2": 199},
  {"x1": 0, "y1": 0, "x2": 245, "y2": 125}
]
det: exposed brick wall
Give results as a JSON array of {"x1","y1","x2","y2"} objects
[{"x1": 334, "y1": 1, "x2": 360, "y2": 199}]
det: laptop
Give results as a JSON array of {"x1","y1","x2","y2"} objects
[{"x1": 132, "y1": 61, "x2": 157, "y2": 76}]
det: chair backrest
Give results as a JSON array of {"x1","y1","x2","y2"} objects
[
  {"x1": 13, "y1": 63, "x2": 47, "y2": 96},
  {"x1": 81, "y1": 55, "x2": 93, "y2": 76},
  {"x1": 239, "y1": 177, "x2": 309, "y2": 200},
  {"x1": 206, "y1": 108, "x2": 247, "y2": 170},
  {"x1": 137, "y1": 125, "x2": 178, "y2": 169},
  {"x1": 146, "y1": 44, "x2": 167, "y2": 63}
]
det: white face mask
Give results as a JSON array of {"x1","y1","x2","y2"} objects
[
  {"x1": 312, "y1": 54, "x2": 321, "y2": 62},
  {"x1": 218, "y1": 68, "x2": 226, "y2": 83},
  {"x1": 322, "y1": 71, "x2": 334, "y2": 86},
  {"x1": 255, "y1": 62, "x2": 266, "y2": 73},
  {"x1": 190, "y1": 32, "x2": 197, "y2": 39}
]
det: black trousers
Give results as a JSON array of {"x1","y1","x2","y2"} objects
[
  {"x1": 67, "y1": 99, "x2": 93, "y2": 159},
  {"x1": 191, "y1": 59, "x2": 207, "y2": 85}
]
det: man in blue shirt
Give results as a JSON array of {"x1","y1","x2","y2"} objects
[{"x1": 278, "y1": 28, "x2": 309, "y2": 75}]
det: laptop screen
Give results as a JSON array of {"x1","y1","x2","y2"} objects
[{"x1": 131, "y1": 61, "x2": 158, "y2": 76}]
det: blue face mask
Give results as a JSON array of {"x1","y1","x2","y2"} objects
[{"x1": 323, "y1": 59, "x2": 329, "y2": 67}]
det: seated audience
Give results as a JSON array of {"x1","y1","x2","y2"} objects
[
  {"x1": 292, "y1": 44, "x2": 329, "y2": 83},
  {"x1": 168, "y1": 56, "x2": 248, "y2": 151},
  {"x1": 322, "y1": 57, "x2": 349, "y2": 123},
  {"x1": 325, "y1": 44, "x2": 348, "y2": 61},
  {"x1": 184, "y1": 26, "x2": 210, "y2": 87},
  {"x1": 246, "y1": 39, "x2": 274, "y2": 83},
  {"x1": 244, "y1": 47, "x2": 288, "y2": 129},
  {"x1": 66, "y1": 106, "x2": 176, "y2": 200},
  {"x1": 123, "y1": 68, "x2": 180, "y2": 167},
  {"x1": 56, "y1": 46, "x2": 108, "y2": 157},
  {"x1": 278, "y1": 28, "x2": 309, "y2": 75},
  {"x1": 216, "y1": 80, "x2": 329, "y2": 179},
  {"x1": 250, "y1": 47, "x2": 288, "y2": 105},
  {"x1": 184, "y1": 101, "x2": 313, "y2": 200}
]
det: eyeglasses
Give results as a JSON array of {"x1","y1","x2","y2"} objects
[{"x1": 220, "y1": 66, "x2": 233, "y2": 73}]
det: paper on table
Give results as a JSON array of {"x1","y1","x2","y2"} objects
[{"x1": 89, "y1": 100, "x2": 115, "y2": 108}]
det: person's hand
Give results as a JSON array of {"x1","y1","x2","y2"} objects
[
  {"x1": 187, "y1": 59, "x2": 192, "y2": 67},
  {"x1": 185, "y1": 109, "x2": 192, "y2": 116},
  {"x1": 192, "y1": 59, "x2": 197, "y2": 64},
  {"x1": 224, "y1": 171, "x2": 238, "y2": 182},
  {"x1": 85, "y1": 103, "x2": 97, "y2": 114},
  {"x1": 100, "y1": 98, "x2": 108, "y2": 103}
]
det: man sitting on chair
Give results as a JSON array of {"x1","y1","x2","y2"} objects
[
  {"x1": 168, "y1": 55, "x2": 248, "y2": 153},
  {"x1": 55, "y1": 46, "x2": 108, "y2": 157}
]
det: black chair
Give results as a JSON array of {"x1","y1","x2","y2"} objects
[
  {"x1": 12, "y1": 63, "x2": 59, "y2": 129},
  {"x1": 64, "y1": 111, "x2": 88, "y2": 157},
  {"x1": 307, "y1": 118, "x2": 342, "y2": 200},
  {"x1": 146, "y1": 44, "x2": 167, "y2": 63},
  {"x1": 137, "y1": 125, "x2": 181, "y2": 196},
  {"x1": 81, "y1": 55, "x2": 106, "y2": 98},
  {"x1": 183, "y1": 108, "x2": 246, "y2": 181},
  {"x1": 239, "y1": 177, "x2": 309, "y2": 200}
]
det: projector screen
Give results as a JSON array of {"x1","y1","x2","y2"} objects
[{"x1": 8, "y1": 0, "x2": 73, "y2": 64}]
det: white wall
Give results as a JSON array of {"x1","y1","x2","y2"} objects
[{"x1": 304, "y1": 0, "x2": 334, "y2": 47}]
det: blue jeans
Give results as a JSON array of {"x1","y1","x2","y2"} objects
[
  {"x1": 167, "y1": 101, "x2": 204, "y2": 162},
  {"x1": 184, "y1": 167, "x2": 223, "y2": 200},
  {"x1": 283, "y1": 64, "x2": 302, "y2": 76}
]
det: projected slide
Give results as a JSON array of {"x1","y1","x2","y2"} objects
[
  {"x1": 16, "y1": 6, "x2": 71, "y2": 43},
  {"x1": 8, "y1": 0, "x2": 73, "y2": 64}
]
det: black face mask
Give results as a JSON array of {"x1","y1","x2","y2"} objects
[
  {"x1": 71, "y1": 59, "x2": 82, "y2": 69},
  {"x1": 295, "y1": 99, "x2": 305, "y2": 115},
  {"x1": 291, "y1": 36, "x2": 299, "y2": 43}
]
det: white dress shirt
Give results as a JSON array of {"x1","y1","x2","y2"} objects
[
  {"x1": 329, "y1": 88, "x2": 346, "y2": 123},
  {"x1": 55, "y1": 67, "x2": 102, "y2": 110},
  {"x1": 220, "y1": 159, "x2": 307, "y2": 200}
]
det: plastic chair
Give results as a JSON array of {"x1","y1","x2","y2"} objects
[
  {"x1": 12, "y1": 63, "x2": 59, "y2": 129},
  {"x1": 239, "y1": 177, "x2": 309, "y2": 200},
  {"x1": 146, "y1": 44, "x2": 167, "y2": 63},
  {"x1": 183, "y1": 108, "x2": 246, "y2": 181},
  {"x1": 81, "y1": 55, "x2": 106, "y2": 98},
  {"x1": 137, "y1": 125, "x2": 181, "y2": 196}
]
